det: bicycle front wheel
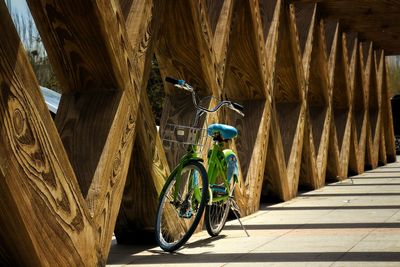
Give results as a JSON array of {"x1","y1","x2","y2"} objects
[
  {"x1": 155, "y1": 161, "x2": 208, "y2": 252},
  {"x1": 205, "y1": 200, "x2": 230, "y2": 236}
]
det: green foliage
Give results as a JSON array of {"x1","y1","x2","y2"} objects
[
  {"x1": 7, "y1": 2, "x2": 163, "y2": 121},
  {"x1": 6, "y1": 1, "x2": 60, "y2": 92},
  {"x1": 146, "y1": 57, "x2": 165, "y2": 125},
  {"x1": 387, "y1": 56, "x2": 400, "y2": 97}
]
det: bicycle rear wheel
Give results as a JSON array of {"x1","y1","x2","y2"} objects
[
  {"x1": 155, "y1": 161, "x2": 208, "y2": 252},
  {"x1": 205, "y1": 199, "x2": 230, "y2": 236}
]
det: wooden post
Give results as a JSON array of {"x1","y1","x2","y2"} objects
[
  {"x1": 326, "y1": 24, "x2": 352, "y2": 180},
  {"x1": 379, "y1": 53, "x2": 396, "y2": 162},
  {"x1": 113, "y1": 0, "x2": 171, "y2": 244},
  {"x1": 363, "y1": 42, "x2": 381, "y2": 169},
  {"x1": 22, "y1": 0, "x2": 145, "y2": 263},
  {"x1": 295, "y1": 3, "x2": 331, "y2": 189},
  {"x1": 263, "y1": 0, "x2": 306, "y2": 201},
  {"x1": 348, "y1": 38, "x2": 368, "y2": 174},
  {"x1": 0, "y1": 1, "x2": 98, "y2": 265}
]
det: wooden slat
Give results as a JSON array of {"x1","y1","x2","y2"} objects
[
  {"x1": 211, "y1": 0, "x2": 235, "y2": 84},
  {"x1": 0, "y1": 2, "x2": 97, "y2": 265},
  {"x1": 364, "y1": 43, "x2": 381, "y2": 169},
  {"x1": 26, "y1": 0, "x2": 143, "y2": 262},
  {"x1": 326, "y1": 23, "x2": 352, "y2": 179},
  {"x1": 114, "y1": 0, "x2": 171, "y2": 244},
  {"x1": 380, "y1": 53, "x2": 397, "y2": 162},
  {"x1": 262, "y1": 0, "x2": 306, "y2": 201},
  {"x1": 224, "y1": 0, "x2": 265, "y2": 100},
  {"x1": 348, "y1": 40, "x2": 368, "y2": 174},
  {"x1": 296, "y1": 3, "x2": 331, "y2": 189}
]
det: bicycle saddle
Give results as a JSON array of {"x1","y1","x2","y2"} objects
[{"x1": 207, "y1": 124, "x2": 238, "y2": 140}]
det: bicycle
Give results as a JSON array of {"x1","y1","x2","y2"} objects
[{"x1": 155, "y1": 77, "x2": 249, "y2": 252}]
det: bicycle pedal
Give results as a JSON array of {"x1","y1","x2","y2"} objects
[{"x1": 179, "y1": 209, "x2": 193, "y2": 218}]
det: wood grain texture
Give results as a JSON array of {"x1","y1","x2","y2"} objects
[
  {"x1": 220, "y1": 1, "x2": 272, "y2": 214},
  {"x1": 1, "y1": 0, "x2": 399, "y2": 264},
  {"x1": 364, "y1": 43, "x2": 381, "y2": 169},
  {"x1": 211, "y1": 0, "x2": 235, "y2": 85},
  {"x1": 379, "y1": 53, "x2": 396, "y2": 162},
  {"x1": 0, "y1": 2, "x2": 97, "y2": 265},
  {"x1": 296, "y1": 3, "x2": 331, "y2": 189},
  {"x1": 289, "y1": 0, "x2": 400, "y2": 55},
  {"x1": 227, "y1": 100, "x2": 271, "y2": 214},
  {"x1": 348, "y1": 39, "x2": 368, "y2": 174},
  {"x1": 224, "y1": 0, "x2": 265, "y2": 100},
  {"x1": 155, "y1": 1, "x2": 213, "y2": 96},
  {"x1": 114, "y1": 0, "x2": 172, "y2": 244},
  {"x1": 326, "y1": 22, "x2": 352, "y2": 179},
  {"x1": 263, "y1": 105, "x2": 291, "y2": 201},
  {"x1": 26, "y1": 1, "x2": 135, "y2": 93},
  {"x1": 262, "y1": 0, "x2": 306, "y2": 201},
  {"x1": 25, "y1": 0, "x2": 143, "y2": 263}
]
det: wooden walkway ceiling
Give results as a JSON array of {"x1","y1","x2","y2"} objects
[{"x1": 291, "y1": 0, "x2": 400, "y2": 55}]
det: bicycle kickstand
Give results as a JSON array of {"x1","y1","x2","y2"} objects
[{"x1": 229, "y1": 198, "x2": 250, "y2": 237}]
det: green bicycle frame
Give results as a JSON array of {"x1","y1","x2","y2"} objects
[
  {"x1": 171, "y1": 142, "x2": 204, "y2": 205},
  {"x1": 207, "y1": 143, "x2": 233, "y2": 203}
]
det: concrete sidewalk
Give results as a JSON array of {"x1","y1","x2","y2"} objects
[{"x1": 107, "y1": 158, "x2": 400, "y2": 266}]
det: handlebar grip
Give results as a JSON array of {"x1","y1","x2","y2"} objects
[
  {"x1": 232, "y1": 102, "x2": 244, "y2": 111},
  {"x1": 165, "y1": 77, "x2": 180, "y2": 85},
  {"x1": 166, "y1": 77, "x2": 186, "y2": 87}
]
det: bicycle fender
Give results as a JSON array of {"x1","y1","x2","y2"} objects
[
  {"x1": 223, "y1": 149, "x2": 238, "y2": 183},
  {"x1": 187, "y1": 157, "x2": 204, "y2": 163}
]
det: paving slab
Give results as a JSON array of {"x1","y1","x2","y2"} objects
[{"x1": 107, "y1": 158, "x2": 400, "y2": 266}]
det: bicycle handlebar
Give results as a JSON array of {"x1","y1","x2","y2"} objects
[
  {"x1": 165, "y1": 77, "x2": 244, "y2": 117},
  {"x1": 165, "y1": 76, "x2": 193, "y2": 92},
  {"x1": 165, "y1": 77, "x2": 183, "y2": 86}
]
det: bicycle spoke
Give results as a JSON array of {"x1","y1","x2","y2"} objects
[{"x1": 156, "y1": 162, "x2": 208, "y2": 252}]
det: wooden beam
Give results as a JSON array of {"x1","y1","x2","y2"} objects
[
  {"x1": 296, "y1": 3, "x2": 331, "y2": 189},
  {"x1": 26, "y1": 0, "x2": 142, "y2": 262},
  {"x1": 348, "y1": 39, "x2": 368, "y2": 174},
  {"x1": 364, "y1": 43, "x2": 381, "y2": 169},
  {"x1": 380, "y1": 53, "x2": 397, "y2": 162},
  {"x1": 0, "y1": 2, "x2": 97, "y2": 265},
  {"x1": 263, "y1": 0, "x2": 306, "y2": 201},
  {"x1": 326, "y1": 24, "x2": 352, "y2": 179},
  {"x1": 114, "y1": 0, "x2": 171, "y2": 244}
]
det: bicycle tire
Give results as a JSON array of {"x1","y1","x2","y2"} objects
[
  {"x1": 205, "y1": 199, "x2": 230, "y2": 236},
  {"x1": 155, "y1": 160, "x2": 208, "y2": 252}
]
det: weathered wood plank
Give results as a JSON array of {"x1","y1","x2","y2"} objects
[
  {"x1": 263, "y1": 105, "x2": 291, "y2": 201},
  {"x1": 114, "y1": 0, "x2": 171, "y2": 244},
  {"x1": 297, "y1": 3, "x2": 331, "y2": 188},
  {"x1": 26, "y1": 1, "x2": 134, "y2": 93},
  {"x1": 379, "y1": 53, "x2": 396, "y2": 162},
  {"x1": 364, "y1": 43, "x2": 381, "y2": 169},
  {"x1": 0, "y1": 2, "x2": 97, "y2": 265},
  {"x1": 219, "y1": 1, "x2": 272, "y2": 214},
  {"x1": 210, "y1": 0, "x2": 235, "y2": 84},
  {"x1": 27, "y1": 0, "x2": 143, "y2": 261},
  {"x1": 326, "y1": 23, "x2": 352, "y2": 179},
  {"x1": 262, "y1": 0, "x2": 306, "y2": 200},
  {"x1": 348, "y1": 39, "x2": 368, "y2": 174}
]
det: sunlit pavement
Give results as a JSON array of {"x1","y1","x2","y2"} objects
[{"x1": 107, "y1": 157, "x2": 400, "y2": 267}]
